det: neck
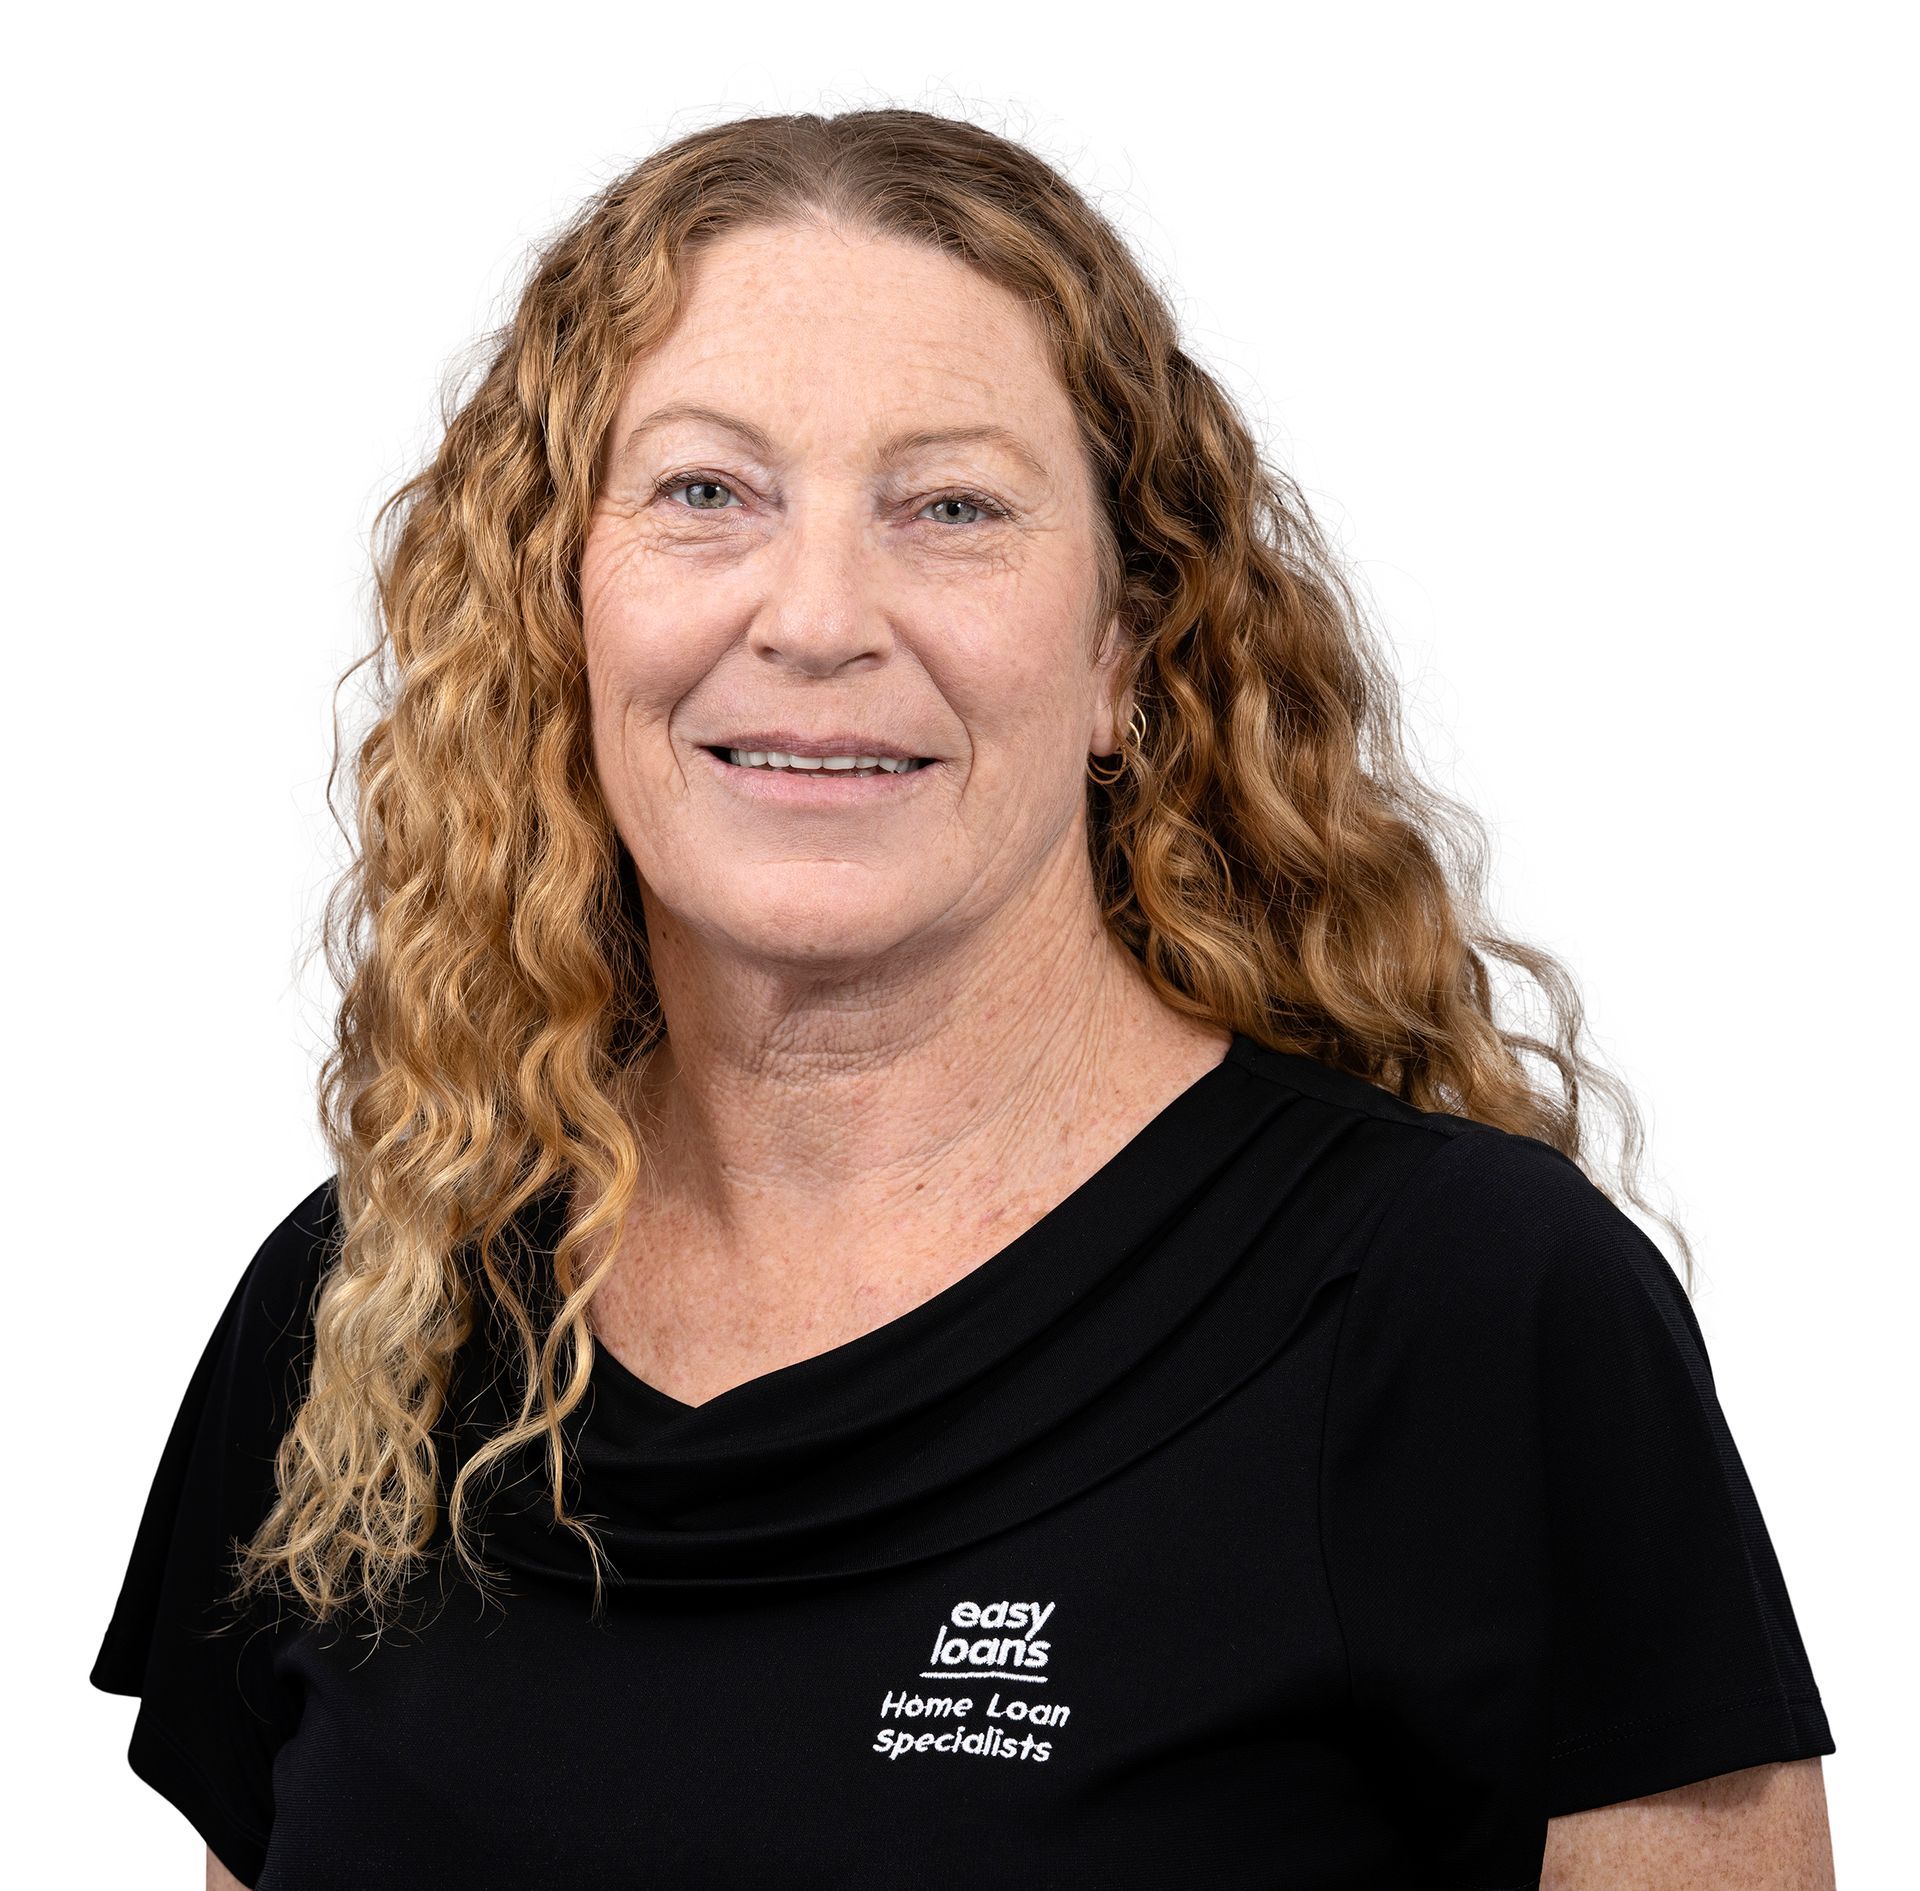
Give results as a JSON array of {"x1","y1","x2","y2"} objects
[{"x1": 612, "y1": 865, "x2": 1223, "y2": 1258}]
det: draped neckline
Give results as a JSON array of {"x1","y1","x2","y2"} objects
[
  {"x1": 447, "y1": 1031, "x2": 1355, "y2": 1593},
  {"x1": 570, "y1": 1034, "x2": 1249, "y2": 1418}
]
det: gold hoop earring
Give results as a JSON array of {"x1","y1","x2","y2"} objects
[{"x1": 1088, "y1": 700, "x2": 1149, "y2": 786}]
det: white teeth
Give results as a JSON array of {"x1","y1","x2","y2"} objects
[{"x1": 720, "y1": 749, "x2": 925, "y2": 774}]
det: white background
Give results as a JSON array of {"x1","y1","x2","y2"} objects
[{"x1": 11, "y1": 2, "x2": 1909, "y2": 1881}]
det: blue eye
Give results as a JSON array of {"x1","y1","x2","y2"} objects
[
  {"x1": 656, "y1": 474, "x2": 740, "y2": 511},
  {"x1": 920, "y1": 491, "x2": 1008, "y2": 526},
  {"x1": 650, "y1": 473, "x2": 1008, "y2": 526}
]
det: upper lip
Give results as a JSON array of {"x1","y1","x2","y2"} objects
[{"x1": 706, "y1": 731, "x2": 932, "y2": 761}]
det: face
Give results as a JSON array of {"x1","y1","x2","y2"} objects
[{"x1": 580, "y1": 220, "x2": 1128, "y2": 990}]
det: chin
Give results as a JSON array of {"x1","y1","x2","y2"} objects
[{"x1": 696, "y1": 888, "x2": 934, "y2": 962}]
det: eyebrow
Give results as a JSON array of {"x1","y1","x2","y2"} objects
[{"x1": 617, "y1": 402, "x2": 1051, "y2": 486}]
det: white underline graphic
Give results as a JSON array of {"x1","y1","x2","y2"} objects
[{"x1": 917, "y1": 1670, "x2": 1049, "y2": 1683}]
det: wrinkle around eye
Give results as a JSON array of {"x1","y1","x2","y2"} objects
[{"x1": 647, "y1": 471, "x2": 1016, "y2": 531}]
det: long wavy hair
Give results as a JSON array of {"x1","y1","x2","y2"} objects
[{"x1": 229, "y1": 106, "x2": 1692, "y2": 1635}]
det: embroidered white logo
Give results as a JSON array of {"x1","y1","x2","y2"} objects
[{"x1": 872, "y1": 1598, "x2": 1073, "y2": 1764}]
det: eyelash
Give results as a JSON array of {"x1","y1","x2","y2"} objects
[{"x1": 650, "y1": 471, "x2": 1010, "y2": 526}]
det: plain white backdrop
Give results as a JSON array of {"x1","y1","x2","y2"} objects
[{"x1": 11, "y1": 2, "x2": 1909, "y2": 1881}]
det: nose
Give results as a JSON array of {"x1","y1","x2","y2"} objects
[{"x1": 743, "y1": 497, "x2": 898, "y2": 676}]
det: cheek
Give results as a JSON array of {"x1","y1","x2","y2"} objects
[
  {"x1": 581, "y1": 547, "x2": 710, "y2": 737},
  {"x1": 939, "y1": 586, "x2": 1100, "y2": 745}
]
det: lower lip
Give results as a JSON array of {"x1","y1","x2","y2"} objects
[{"x1": 698, "y1": 746, "x2": 944, "y2": 804}]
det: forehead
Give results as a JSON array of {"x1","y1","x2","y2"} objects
[{"x1": 609, "y1": 223, "x2": 1079, "y2": 462}]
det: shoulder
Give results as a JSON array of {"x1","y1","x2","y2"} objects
[
  {"x1": 1323, "y1": 1111, "x2": 1701, "y2": 1401},
  {"x1": 235, "y1": 1175, "x2": 341, "y2": 1333},
  {"x1": 1359, "y1": 1118, "x2": 1665, "y2": 1312},
  {"x1": 205, "y1": 1176, "x2": 342, "y2": 1433},
  {"x1": 1232, "y1": 1032, "x2": 1607, "y2": 1236},
  {"x1": 1229, "y1": 1034, "x2": 1671, "y2": 1319}
]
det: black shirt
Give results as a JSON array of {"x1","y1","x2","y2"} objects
[{"x1": 89, "y1": 1032, "x2": 1834, "y2": 1888}]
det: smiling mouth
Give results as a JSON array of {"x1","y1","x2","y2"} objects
[{"x1": 703, "y1": 746, "x2": 937, "y2": 776}]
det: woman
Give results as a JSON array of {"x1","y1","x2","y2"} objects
[{"x1": 90, "y1": 109, "x2": 1836, "y2": 1889}]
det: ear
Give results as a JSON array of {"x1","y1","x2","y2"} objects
[{"x1": 1090, "y1": 612, "x2": 1132, "y2": 755}]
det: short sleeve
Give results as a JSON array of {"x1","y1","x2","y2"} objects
[
  {"x1": 89, "y1": 1177, "x2": 338, "y2": 1886},
  {"x1": 1320, "y1": 1126, "x2": 1834, "y2": 1888}
]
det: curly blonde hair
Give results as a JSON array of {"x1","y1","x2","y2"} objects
[{"x1": 229, "y1": 106, "x2": 1690, "y2": 1636}]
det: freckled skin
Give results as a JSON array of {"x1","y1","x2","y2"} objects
[
  {"x1": 1540, "y1": 1756, "x2": 1835, "y2": 1888},
  {"x1": 570, "y1": 216, "x2": 1228, "y2": 1411},
  {"x1": 580, "y1": 219, "x2": 1126, "y2": 980}
]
